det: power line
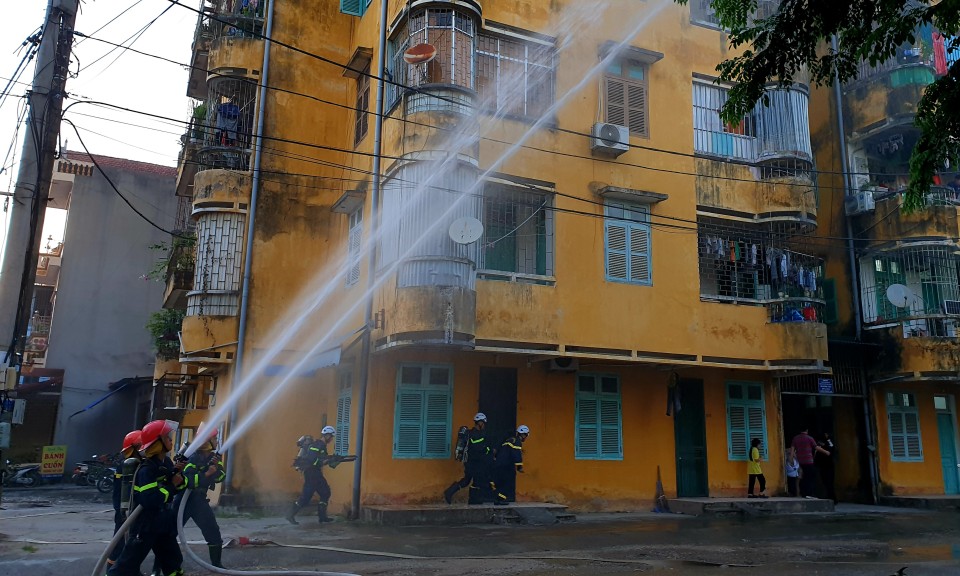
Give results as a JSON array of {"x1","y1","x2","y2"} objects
[
  {"x1": 77, "y1": 4, "x2": 172, "y2": 76},
  {"x1": 62, "y1": 120, "x2": 189, "y2": 240}
]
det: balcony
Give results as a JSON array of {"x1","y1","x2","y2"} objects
[
  {"x1": 186, "y1": 2, "x2": 215, "y2": 99},
  {"x1": 180, "y1": 314, "x2": 238, "y2": 365},
  {"x1": 854, "y1": 186, "x2": 960, "y2": 244},
  {"x1": 197, "y1": 77, "x2": 258, "y2": 173},
  {"x1": 175, "y1": 114, "x2": 207, "y2": 199},
  {"x1": 698, "y1": 217, "x2": 826, "y2": 323},
  {"x1": 162, "y1": 236, "x2": 196, "y2": 311},
  {"x1": 860, "y1": 243, "x2": 960, "y2": 348},
  {"x1": 152, "y1": 372, "x2": 218, "y2": 419}
]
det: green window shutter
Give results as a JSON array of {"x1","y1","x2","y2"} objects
[
  {"x1": 576, "y1": 374, "x2": 622, "y2": 460},
  {"x1": 605, "y1": 221, "x2": 629, "y2": 281},
  {"x1": 423, "y1": 391, "x2": 451, "y2": 457},
  {"x1": 888, "y1": 406, "x2": 923, "y2": 462},
  {"x1": 335, "y1": 372, "x2": 351, "y2": 455},
  {"x1": 822, "y1": 278, "x2": 838, "y2": 324},
  {"x1": 629, "y1": 223, "x2": 650, "y2": 283},
  {"x1": 393, "y1": 363, "x2": 452, "y2": 459},
  {"x1": 340, "y1": 0, "x2": 366, "y2": 17},
  {"x1": 394, "y1": 389, "x2": 423, "y2": 457},
  {"x1": 726, "y1": 381, "x2": 766, "y2": 461}
]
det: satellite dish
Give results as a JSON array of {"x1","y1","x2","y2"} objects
[
  {"x1": 886, "y1": 284, "x2": 915, "y2": 308},
  {"x1": 449, "y1": 217, "x2": 483, "y2": 244},
  {"x1": 403, "y1": 43, "x2": 437, "y2": 65}
]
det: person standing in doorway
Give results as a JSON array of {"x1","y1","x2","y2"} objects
[
  {"x1": 286, "y1": 426, "x2": 336, "y2": 524},
  {"x1": 791, "y1": 427, "x2": 830, "y2": 499},
  {"x1": 443, "y1": 413, "x2": 491, "y2": 504},
  {"x1": 747, "y1": 438, "x2": 768, "y2": 498},
  {"x1": 817, "y1": 431, "x2": 838, "y2": 503},
  {"x1": 494, "y1": 425, "x2": 529, "y2": 505},
  {"x1": 784, "y1": 446, "x2": 801, "y2": 497}
]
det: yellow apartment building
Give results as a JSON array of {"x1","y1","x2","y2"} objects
[
  {"x1": 154, "y1": 0, "x2": 883, "y2": 514},
  {"x1": 810, "y1": 22, "x2": 960, "y2": 499}
]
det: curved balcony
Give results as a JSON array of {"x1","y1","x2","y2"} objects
[
  {"x1": 196, "y1": 76, "x2": 258, "y2": 173},
  {"x1": 207, "y1": 34, "x2": 264, "y2": 82},
  {"x1": 192, "y1": 168, "x2": 252, "y2": 212},
  {"x1": 855, "y1": 187, "x2": 960, "y2": 245},
  {"x1": 844, "y1": 59, "x2": 934, "y2": 141},
  {"x1": 180, "y1": 314, "x2": 239, "y2": 365}
]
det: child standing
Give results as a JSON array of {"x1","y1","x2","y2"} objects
[
  {"x1": 747, "y1": 438, "x2": 767, "y2": 498},
  {"x1": 785, "y1": 446, "x2": 801, "y2": 497}
]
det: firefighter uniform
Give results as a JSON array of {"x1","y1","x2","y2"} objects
[
  {"x1": 444, "y1": 421, "x2": 493, "y2": 504},
  {"x1": 494, "y1": 435, "x2": 524, "y2": 503},
  {"x1": 177, "y1": 450, "x2": 225, "y2": 567},
  {"x1": 107, "y1": 456, "x2": 185, "y2": 576},
  {"x1": 107, "y1": 468, "x2": 127, "y2": 565},
  {"x1": 287, "y1": 436, "x2": 333, "y2": 523}
]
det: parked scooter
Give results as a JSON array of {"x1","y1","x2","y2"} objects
[
  {"x1": 1, "y1": 459, "x2": 43, "y2": 488},
  {"x1": 71, "y1": 453, "x2": 119, "y2": 493}
]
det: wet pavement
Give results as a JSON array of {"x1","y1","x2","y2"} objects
[{"x1": 1, "y1": 485, "x2": 959, "y2": 575}]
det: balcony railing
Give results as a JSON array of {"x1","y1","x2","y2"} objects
[{"x1": 209, "y1": 0, "x2": 268, "y2": 41}]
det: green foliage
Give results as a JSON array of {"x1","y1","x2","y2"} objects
[
  {"x1": 675, "y1": 0, "x2": 959, "y2": 211},
  {"x1": 147, "y1": 309, "x2": 186, "y2": 360},
  {"x1": 143, "y1": 235, "x2": 196, "y2": 282}
]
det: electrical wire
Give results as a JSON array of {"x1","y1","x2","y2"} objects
[
  {"x1": 62, "y1": 119, "x2": 189, "y2": 239},
  {"x1": 73, "y1": 0, "x2": 146, "y2": 47},
  {"x1": 77, "y1": 4, "x2": 173, "y2": 77}
]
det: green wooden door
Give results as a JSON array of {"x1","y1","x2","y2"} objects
[
  {"x1": 675, "y1": 379, "x2": 709, "y2": 497},
  {"x1": 937, "y1": 412, "x2": 960, "y2": 495}
]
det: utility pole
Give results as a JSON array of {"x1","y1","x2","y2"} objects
[
  {"x1": 0, "y1": 0, "x2": 78, "y2": 371},
  {"x1": 0, "y1": 0, "x2": 78, "y2": 507}
]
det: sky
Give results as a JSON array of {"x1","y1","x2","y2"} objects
[{"x1": 2, "y1": 0, "x2": 196, "y2": 251}]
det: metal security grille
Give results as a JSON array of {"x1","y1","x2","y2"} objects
[
  {"x1": 859, "y1": 243, "x2": 960, "y2": 338},
  {"x1": 693, "y1": 82, "x2": 757, "y2": 161},
  {"x1": 698, "y1": 217, "x2": 825, "y2": 322},
  {"x1": 408, "y1": 8, "x2": 475, "y2": 88},
  {"x1": 175, "y1": 195, "x2": 195, "y2": 234},
  {"x1": 689, "y1": 0, "x2": 720, "y2": 26},
  {"x1": 476, "y1": 34, "x2": 555, "y2": 118},
  {"x1": 198, "y1": 77, "x2": 258, "y2": 172},
  {"x1": 478, "y1": 184, "x2": 553, "y2": 277},
  {"x1": 209, "y1": 0, "x2": 267, "y2": 41},
  {"x1": 188, "y1": 212, "x2": 245, "y2": 316},
  {"x1": 780, "y1": 355, "x2": 865, "y2": 396}
]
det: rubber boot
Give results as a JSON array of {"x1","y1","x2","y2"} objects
[
  {"x1": 317, "y1": 502, "x2": 333, "y2": 523},
  {"x1": 443, "y1": 482, "x2": 459, "y2": 504},
  {"x1": 208, "y1": 544, "x2": 224, "y2": 568},
  {"x1": 285, "y1": 502, "x2": 300, "y2": 525}
]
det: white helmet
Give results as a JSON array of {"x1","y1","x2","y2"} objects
[
  {"x1": 321, "y1": 425, "x2": 336, "y2": 436},
  {"x1": 473, "y1": 412, "x2": 487, "y2": 422},
  {"x1": 517, "y1": 425, "x2": 530, "y2": 435}
]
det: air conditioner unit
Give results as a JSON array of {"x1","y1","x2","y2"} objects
[
  {"x1": 844, "y1": 190, "x2": 876, "y2": 216},
  {"x1": 944, "y1": 300, "x2": 960, "y2": 315},
  {"x1": 591, "y1": 122, "x2": 629, "y2": 157},
  {"x1": 548, "y1": 357, "x2": 580, "y2": 372}
]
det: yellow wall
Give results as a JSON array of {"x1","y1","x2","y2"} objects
[{"x1": 872, "y1": 383, "x2": 955, "y2": 496}]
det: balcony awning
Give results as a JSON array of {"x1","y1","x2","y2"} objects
[
  {"x1": 262, "y1": 327, "x2": 363, "y2": 378},
  {"x1": 68, "y1": 376, "x2": 151, "y2": 419}
]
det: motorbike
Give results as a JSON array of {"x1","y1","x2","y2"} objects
[
  {"x1": 71, "y1": 453, "x2": 119, "y2": 493},
  {"x1": 1, "y1": 459, "x2": 43, "y2": 488}
]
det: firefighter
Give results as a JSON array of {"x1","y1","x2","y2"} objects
[
  {"x1": 108, "y1": 420, "x2": 186, "y2": 576},
  {"x1": 286, "y1": 426, "x2": 336, "y2": 524},
  {"x1": 106, "y1": 430, "x2": 142, "y2": 572},
  {"x1": 443, "y1": 413, "x2": 492, "y2": 505},
  {"x1": 176, "y1": 428, "x2": 225, "y2": 567},
  {"x1": 494, "y1": 425, "x2": 529, "y2": 504}
]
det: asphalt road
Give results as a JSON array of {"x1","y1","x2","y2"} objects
[{"x1": 1, "y1": 485, "x2": 959, "y2": 575}]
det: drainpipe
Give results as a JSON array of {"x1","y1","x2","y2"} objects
[
  {"x1": 224, "y1": 0, "x2": 275, "y2": 491},
  {"x1": 351, "y1": 0, "x2": 389, "y2": 520},
  {"x1": 831, "y1": 36, "x2": 863, "y2": 341},
  {"x1": 832, "y1": 35, "x2": 878, "y2": 503}
]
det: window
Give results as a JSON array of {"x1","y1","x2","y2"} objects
[
  {"x1": 726, "y1": 381, "x2": 767, "y2": 461},
  {"x1": 604, "y1": 202, "x2": 651, "y2": 285},
  {"x1": 346, "y1": 208, "x2": 362, "y2": 287},
  {"x1": 340, "y1": 0, "x2": 372, "y2": 17},
  {"x1": 480, "y1": 184, "x2": 554, "y2": 277},
  {"x1": 822, "y1": 278, "x2": 838, "y2": 324},
  {"x1": 476, "y1": 33, "x2": 555, "y2": 118},
  {"x1": 354, "y1": 66, "x2": 370, "y2": 145},
  {"x1": 887, "y1": 392, "x2": 923, "y2": 461},
  {"x1": 393, "y1": 364, "x2": 452, "y2": 458},
  {"x1": 605, "y1": 59, "x2": 648, "y2": 137},
  {"x1": 692, "y1": 82, "x2": 757, "y2": 161},
  {"x1": 575, "y1": 374, "x2": 622, "y2": 459},
  {"x1": 335, "y1": 372, "x2": 352, "y2": 455},
  {"x1": 689, "y1": 0, "x2": 721, "y2": 27}
]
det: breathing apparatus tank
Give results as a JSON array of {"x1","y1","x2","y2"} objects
[
  {"x1": 120, "y1": 457, "x2": 140, "y2": 511},
  {"x1": 454, "y1": 426, "x2": 469, "y2": 462}
]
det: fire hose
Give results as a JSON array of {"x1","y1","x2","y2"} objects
[
  {"x1": 89, "y1": 505, "x2": 142, "y2": 576},
  {"x1": 176, "y1": 488, "x2": 360, "y2": 576}
]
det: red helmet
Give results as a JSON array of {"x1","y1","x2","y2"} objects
[
  {"x1": 122, "y1": 430, "x2": 142, "y2": 452},
  {"x1": 141, "y1": 420, "x2": 178, "y2": 449}
]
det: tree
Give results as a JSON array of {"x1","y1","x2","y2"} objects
[{"x1": 676, "y1": 0, "x2": 960, "y2": 211}]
